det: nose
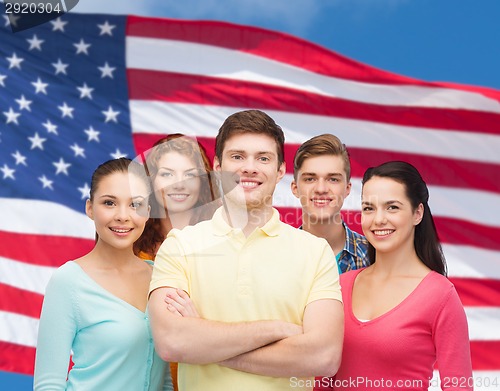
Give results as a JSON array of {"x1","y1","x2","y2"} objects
[
  {"x1": 373, "y1": 208, "x2": 387, "y2": 225},
  {"x1": 241, "y1": 157, "x2": 258, "y2": 174},
  {"x1": 314, "y1": 178, "x2": 328, "y2": 193},
  {"x1": 172, "y1": 175, "x2": 186, "y2": 190},
  {"x1": 114, "y1": 204, "x2": 130, "y2": 221}
]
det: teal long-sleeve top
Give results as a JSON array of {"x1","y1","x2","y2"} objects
[{"x1": 34, "y1": 261, "x2": 172, "y2": 391}]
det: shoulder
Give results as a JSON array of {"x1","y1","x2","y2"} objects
[
  {"x1": 280, "y1": 221, "x2": 327, "y2": 243},
  {"x1": 167, "y1": 219, "x2": 212, "y2": 240},
  {"x1": 425, "y1": 271, "x2": 455, "y2": 291},
  {"x1": 44, "y1": 261, "x2": 81, "y2": 296},
  {"x1": 49, "y1": 261, "x2": 80, "y2": 282},
  {"x1": 340, "y1": 268, "x2": 363, "y2": 286}
]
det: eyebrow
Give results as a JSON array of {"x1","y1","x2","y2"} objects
[
  {"x1": 157, "y1": 167, "x2": 199, "y2": 172},
  {"x1": 98, "y1": 195, "x2": 147, "y2": 200},
  {"x1": 301, "y1": 172, "x2": 343, "y2": 177},
  {"x1": 361, "y1": 200, "x2": 403, "y2": 205},
  {"x1": 225, "y1": 149, "x2": 276, "y2": 156}
]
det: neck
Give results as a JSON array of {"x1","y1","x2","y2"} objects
[
  {"x1": 162, "y1": 208, "x2": 194, "y2": 233},
  {"x1": 222, "y1": 198, "x2": 274, "y2": 237},
  {"x1": 371, "y1": 242, "x2": 425, "y2": 277},
  {"x1": 89, "y1": 241, "x2": 138, "y2": 269},
  {"x1": 302, "y1": 213, "x2": 345, "y2": 254}
]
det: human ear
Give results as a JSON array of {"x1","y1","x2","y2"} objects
[
  {"x1": 414, "y1": 203, "x2": 424, "y2": 225},
  {"x1": 276, "y1": 161, "x2": 286, "y2": 183},
  {"x1": 85, "y1": 199, "x2": 94, "y2": 220},
  {"x1": 213, "y1": 156, "x2": 221, "y2": 172},
  {"x1": 291, "y1": 179, "x2": 299, "y2": 198}
]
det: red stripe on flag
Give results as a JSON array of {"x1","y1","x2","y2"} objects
[
  {"x1": 128, "y1": 69, "x2": 500, "y2": 136},
  {"x1": 349, "y1": 148, "x2": 500, "y2": 195},
  {"x1": 126, "y1": 15, "x2": 500, "y2": 105},
  {"x1": 133, "y1": 134, "x2": 500, "y2": 195},
  {"x1": 451, "y1": 278, "x2": 500, "y2": 307},
  {"x1": 0, "y1": 284, "x2": 43, "y2": 318},
  {"x1": 0, "y1": 231, "x2": 94, "y2": 267},
  {"x1": 0, "y1": 341, "x2": 35, "y2": 375},
  {"x1": 470, "y1": 341, "x2": 500, "y2": 370}
]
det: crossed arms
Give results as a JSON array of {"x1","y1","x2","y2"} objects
[{"x1": 148, "y1": 287, "x2": 343, "y2": 377}]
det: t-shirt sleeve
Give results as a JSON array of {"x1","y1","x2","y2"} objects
[
  {"x1": 307, "y1": 241, "x2": 342, "y2": 305},
  {"x1": 149, "y1": 231, "x2": 190, "y2": 295},
  {"x1": 34, "y1": 265, "x2": 77, "y2": 391},
  {"x1": 433, "y1": 285, "x2": 473, "y2": 390}
]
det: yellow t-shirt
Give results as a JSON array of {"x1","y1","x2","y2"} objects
[{"x1": 150, "y1": 207, "x2": 341, "y2": 391}]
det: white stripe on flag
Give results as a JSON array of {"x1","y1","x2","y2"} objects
[
  {"x1": 0, "y1": 198, "x2": 94, "y2": 238},
  {"x1": 126, "y1": 37, "x2": 500, "y2": 113},
  {"x1": 0, "y1": 257, "x2": 56, "y2": 295},
  {"x1": 130, "y1": 102, "x2": 500, "y2": 164}
]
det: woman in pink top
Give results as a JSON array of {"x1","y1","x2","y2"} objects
[{"x1": 315, "y1": 161, "x2": 473, "y2": 391}]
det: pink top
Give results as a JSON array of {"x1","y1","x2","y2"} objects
[{"x1": 315, "y1": 268, "x2": 473, "y2": 391}]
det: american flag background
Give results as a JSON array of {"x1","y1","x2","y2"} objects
[{"x1": 0, "y1": 10, "x2": 499, "y2": 389}]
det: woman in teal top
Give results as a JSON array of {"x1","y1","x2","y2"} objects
[{"x1": 34, "y1": 158, "x2": 172, "y2": 391}]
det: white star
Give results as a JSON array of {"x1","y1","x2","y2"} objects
[
  {"x1": 70, "y1": 143, "x2": 86, "y2": 158},
  {"x1": 77, "y1": 83, "x2": 94, "y2": 99},
  {"x1": 110, "y1": 149, "x2": 127, "y2": 159},
  {"x1": 53, "y1": 158, "x2": 71, "y2": 175},
  {"x1": 58, "y1": 102, "x2": 74, "y2": 118},
  {"x1": 28, "y1": 132, "x2": 47, "y2": 150},
  {"x1": 52, "y1": 59, "x2": 68, "y2": 75},
  {"x1": 32, "y1": 78, "x2": 49, "y2": 94},
  {"x1": 74, "y1": 39, "x2": 91, "y2": 55},
  {"x1": 27, "y1": 34, "x2": 44, "y2": 51},
  {"x1": 0, "y1": 74, "x2": 6, "y2": 87},
  {"x1": 50, "y1": 18, "x2": 67, "y2": 32},
  {"x1": 12, "y1": 150, "x2": 27, "y2": 166},
  {"x1": 84, "y1": 126, "x2": 100, "y2": 142},
  {"x1": 6, "y1": 53, "x2": 24, "y2": 70},
  {"x1": 78, "y1": 183, "x2": 91, "y2": 199},
  {"x1": 102, "y1": 106, "x2": 120, "y2": 123},
  {"x1": 98, "y1": 21, "x2": 116, "y2": 36},
  {"x1": 39, "y1": 175, "x2": 54, "y2": 190},
  {"x1": 0, "y1": 164, "x2": 15, "y2": 180},
  {"x1": 3, "y1": 14, "x2": 20, "y2": 28},
  {"x1": 98, "y1": 62, "x2": 116, "y2": 78},
  {"x1": 42, "y1": 120, "x2": 58, "y2": 135},
  {"x1": 15, "y1": 95, "x2": 32, "y2": 111},
  {"x1": 3, "y1": 107, "x2": 20, "y2": 125}
]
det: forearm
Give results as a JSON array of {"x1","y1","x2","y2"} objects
[
  {"x1": 149, "y1": 288, "x2": 300, "y2": 364},
  {"x1": 220, "y1": 299, "x2": 343, "y2": 377},
  {"x1": 220, "y1": 330, "x2": 340, "y2": 377}
]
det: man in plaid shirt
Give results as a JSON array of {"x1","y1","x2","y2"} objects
[{"x1": 291, "y1": 134, "x2": 370, "y2": 273}]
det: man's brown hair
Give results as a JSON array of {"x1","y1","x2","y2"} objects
[
  {"x1": 215, "y1": 110, "x2": 285, "y2": 167},
  {"x1": 293, "y1": 134, "x2": 350, "y2": 181}
]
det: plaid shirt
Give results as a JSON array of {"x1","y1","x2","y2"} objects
[
  {"x1": 299, "y1": 222, "x2": 370, "y2": 274},
  {"x1": 338, "y1": 223, "x2": 370, "y2": 273}
]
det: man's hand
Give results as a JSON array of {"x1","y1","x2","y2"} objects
[{"x1": 164, "y1": 288, "x2": 200, "y2": 317}]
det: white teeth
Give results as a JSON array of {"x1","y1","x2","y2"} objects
[
  {"x1": 169, "y1": 194, "x2": 188, "y2": 200},
  {"x1": 240, "y1": 181, "x2": 259, "y2": 188},
  {"x1": 312, "y1": 199, "x2": 331, "y2": 204},
  {"x1": 110, "y1": 228, "x2": 131, "y2": 233},
  {"x1": 373, "y1": 230, "x2": 394, "y2": 236}
]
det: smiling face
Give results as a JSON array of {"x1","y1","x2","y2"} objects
[
  {"x1": 361, "y1": 176, "x2": 423, "y2": 257},
  {"x1": 291, "y1": 154, "x2": 351, "y2": 224},
  {"x1": 153, "y1": 151, "x2": 202, "y2": 216},
  {"x1": 86, "y1": 171, "x2": 150, "y2": 251},
  {"x1": 214, "y1": 133, "x2": 285, "y2": 210}
]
